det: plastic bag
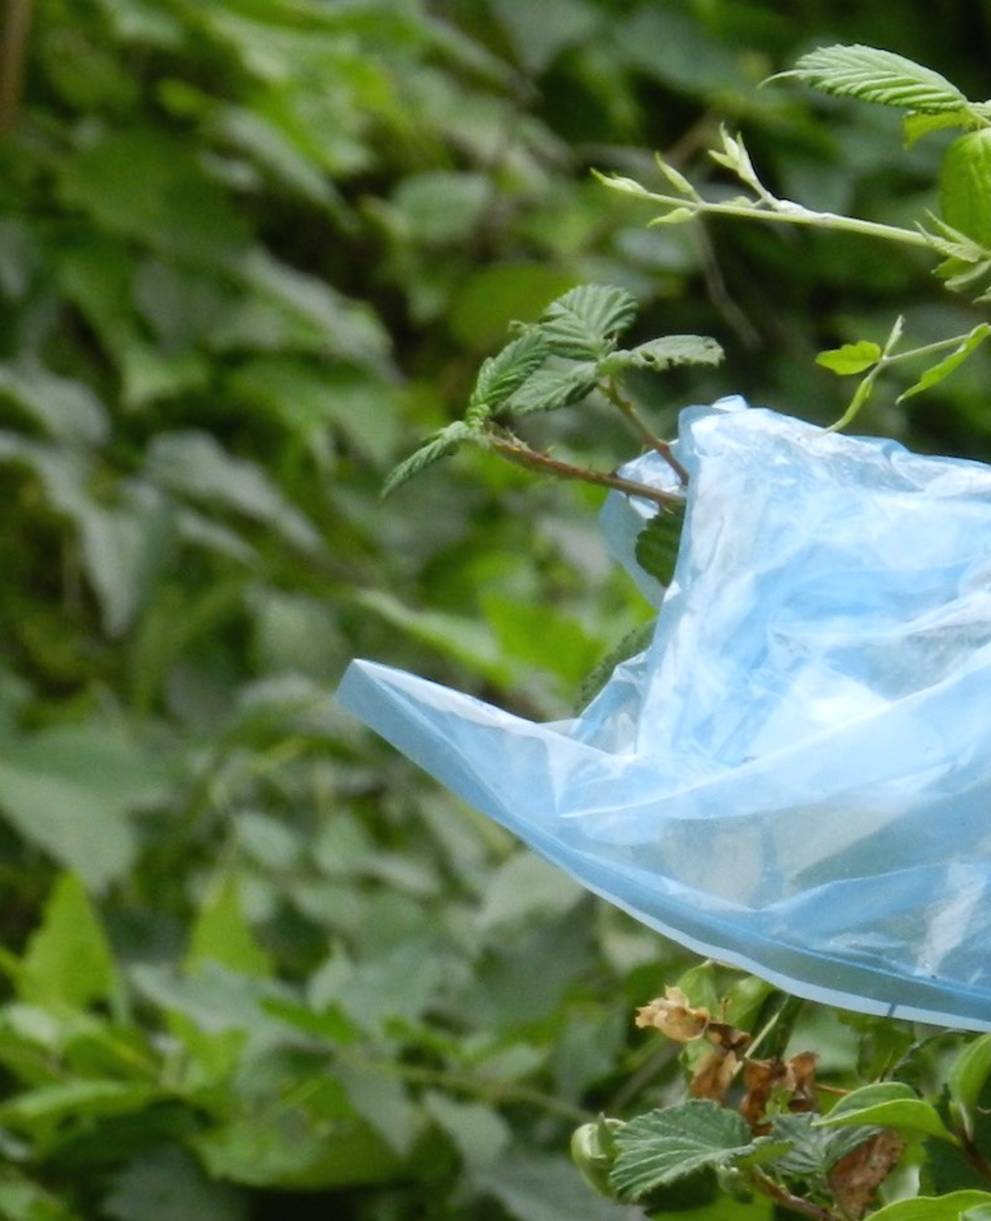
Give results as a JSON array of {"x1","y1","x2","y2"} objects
[{"x1": 339, "y1": 396, "x2": 991, "y2": 1030}]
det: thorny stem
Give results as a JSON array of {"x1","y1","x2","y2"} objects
[
  {"x1": 488, "y1": 432, "x2": 682, "y2": 509},
  {"x1": 601, "y1": 378, "x2": 690, "y2": 484},
  {"x1": 751, "y1": 1168, "x2": 840, "y2": 1221}
]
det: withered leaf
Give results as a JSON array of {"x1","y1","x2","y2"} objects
[
  {"x1": 690, "y1": 1048, "x2": 739, "y2": 1102},
  {"x1": 828, "y1": 1130, "x2": 905, "y2": 1219},
  {"x1": 635, "y1": 986, "x2": 710, "y2": 1042}
]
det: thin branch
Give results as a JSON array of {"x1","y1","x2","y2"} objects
[
  {"x1": 601, "y1": 379, "x2": 690, "y2": 484},
  {"x1": 0, "y1": 0, "x2": 33, "y2": 135},
  {"x1": 751, "y1": 1168, "x2": 840, "y2": 1221},
  {"x1": 488, "y1": 432, "x2": 682, "y2": 509}
]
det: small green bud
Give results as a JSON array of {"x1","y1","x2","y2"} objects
[{"x1": 570, "y1": 1116, "x2": 624, "y2": 1198}]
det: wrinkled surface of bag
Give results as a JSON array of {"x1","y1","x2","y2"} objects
[{"x1": 339, "y1": 397, "x2": 991, "y2": 1030}]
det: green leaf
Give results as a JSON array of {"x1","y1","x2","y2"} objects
[
  {"x1": 381, "y1": 422, "x2": 473, "y2": 498},
  {"x1": 898, "y1": 324, "x2": 991, "y2": 401},
  {"x1": 904, "y1": 108, "x2": 977, "y2": 147},
  {"x1": 869, "y1": 1192, "x2": 991, "y2": 1221},
  {"x1": 635, "y1": 507, "x2": 685, "y2": 588},
  {"x1": 768, "y1": 1113, "x2": 876, "y2": 1179},
  {"x1": 963, "y1": 1207, "x2": 991, "y2": 1221},
  {"x1": 609, "y1": 1100, "x2": 760, "y2": 1201},
  {"x1": 502, "y1": 362, "x2": 599, "y2": 416},
  {"x1": 601, "y1": 334, "x2": 723, "y2": 375},
  {"x1": 773, "y1": 44, "x2": 969, "y2": 112},
  {"x1": 476, "y1": 1153, "x2": 632, "y2": 1221},
  {"x1": 145, "y1": 431, "x2": 323, "y2": 554},
  {"x1": 539, "y1": 285, "x2": 638, "y2": 358},
  {"x1": 423, "y1": 1091, "x2": 511, "y2": 1169},
  {"x1": 0, "y1": 723, "x2": 172, "y2": 891},
  {"x1": 0, "y1": 1080, "x2": 159, "y2": 1129},
  {"x1": 187, "y1": 871, "x2": 273, "y2": 978},
  {"x1": 814, "y1": 1082, "x2": 958, "y2": 1143},
  {"x1": 0, "y1": 360, "x2": 109, "y2": 445},
  {"x1": 941, "y1": 130, "x2": 991, "y2": 248},
  {"x1": 576, "y1": 620, "x2": 654, "y2": 710},
  {"x1": 469, "y1": 329, "x2": 549, "y2": 416},
  {"x1": 103, "y1": 1146, "x2": 247, "y2": 1221},
  {"x1": 20, "y1": 874, "x2": 117, "y2": 1010},
  {"x1": 816, "y1": 340, "x2": 883, "y2": 375},
  {"x1": 949, "y1": 1033, "x2": 991, "y2": 1139}
]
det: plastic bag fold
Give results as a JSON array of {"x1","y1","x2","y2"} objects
[{"x1": 339, "y1": 397, "x2": 991, "y2": 1030}]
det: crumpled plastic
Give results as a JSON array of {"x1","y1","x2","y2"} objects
[{"x1": 339, "y1": 396, "x2": 991, "y2": 1030}]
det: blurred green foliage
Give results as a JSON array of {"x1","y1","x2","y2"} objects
[{"x1": 3, "y1": 1, "x2": 991, "y2": 1218}]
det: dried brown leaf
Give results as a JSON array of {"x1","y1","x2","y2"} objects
[
  {"x1": 690, "y1": 1048, "x2": 739, "y2": 1102},
  {"x1": 828, "y1": 1130, "x2": 906, "y2": 1219},
  {"x1": 635, "y1": 986, "x2": 710, "y2": 1042}
]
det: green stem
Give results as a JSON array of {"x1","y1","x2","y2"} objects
[{"x1": 634, "y1": 186, "x2": 931, "y2": 251}]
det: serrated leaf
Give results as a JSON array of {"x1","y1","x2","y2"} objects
[
  {"x1": 816, "y1": 340, "x2": 883, "y2": 375},
  {"x1": 769, "y1": 1113, "x2": 877, "y2": 1179},
  {"x1": 602, "y1": 335, "x2": 723, "y2": 375},
  {"x1": 773, "y1": 44, "x2": 968, "y2": 112},
  {"x1": 814, "y1": 1082, "x2": 958, "y2": 1143},
  {"x1": 869, "y1": 1192, "x2": 991, "y2": 1221},
  {"x1": 897, "y1": 323, "x2": 990, "y2": 401},
  {"x1": 949, "y1": 1033, "x2": 991, "y2": 1139},
  {"x1": 381, "y1": 422, "x2": 473, "y2": 498},
  {"x1": 576, "y1": 620, "x2": 654, "y2": 711},
  {"x1": 502, "y1": 362, "x2": 598, "y2": 416},
  {"x1": 904, "y1": 108, "x2": 976, "y2": 147},
  {"x1": 609, "y1": 1100, "x2": 759, "y2": 1201},
  {"x1": 539, "y1": 284, "x2": 638, "y2": 358},
  {"x1": 635, "y1": 508, "x2": 684, "y2": 588},
  {"x1": 470, "y1": 329, "x2": 549, "y2": 415}
]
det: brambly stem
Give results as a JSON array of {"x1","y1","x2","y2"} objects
[
  {"x1": 601, "y1": 378, "x2": 690, "y2": 484},
  {"x1": 488, "y1": 432, "x2": 682, "y2": 509}
]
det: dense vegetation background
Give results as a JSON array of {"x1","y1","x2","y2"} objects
[{"x1": 3, "y1": 1, "x2": 991, "y2": 1218}]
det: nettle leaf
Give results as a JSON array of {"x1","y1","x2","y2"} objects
[
  {"x1": 601, "y1": 335, "x2": 723, "y2": 375},
  {"x1": 381, "y1": 422, "x2": 474, "y2": 498},
  {"x1": 769, "y1": 1113, "x2": 876, "y2": 1179},
  {"x1": 539, "y1": 285, "x2": 638, "y2": 358},
  {"x1": 469, "y1": 329, "x2": 549, "y2": 417},
  {"x1": 609, "y1": 1100, "x2": 765, "y2": 1201},
  {"x1": 576, "y1": 620, "x2": 654, "y2": 711},
  {"x1": 814, "y1": 1082, "x2": 958, "y2": 1143},
  {"x1": 869, "y1": 1192, "x2": 991, "y2": 1221},
  {"x1": 635, "y1": 507, "x2": 685, "y2": 588},
  {"x1": 898, "y1": 323, "x2": 990, "y2": 401},
  {"x1": 503, "y1": 362, "x2": 599, "y2": 416},
  {"x1": 774, "y1": 44, "x2": 968, "y2": 112},
  {"x1": 816, "y1": 340, "x2": 883, "y2": 375},
  {"x1": 949, "y1": 1033, "x2": 991, "y2": 1139}
]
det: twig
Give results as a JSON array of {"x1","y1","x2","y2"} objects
[
  {"x1": 0, "y1": 0, "x2": 33, "y2": 134},
  {"x1": 601, "y1": 379, "x2": 690, "y2": 484},
  {"x1": 488, "y1": 433, "x2": 682, "y2": 509},
  {"x1": 751, "y1": 1168, "x2": 840, "y2": 1221}
]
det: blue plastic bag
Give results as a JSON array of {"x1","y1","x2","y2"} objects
[{"x1": 339, "y1": 397, "x2": 991, "y2": 1030}]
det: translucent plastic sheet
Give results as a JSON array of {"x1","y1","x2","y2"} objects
[{"x1": 339, "y1": 396, "x2": 991, "y2": 1030}]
